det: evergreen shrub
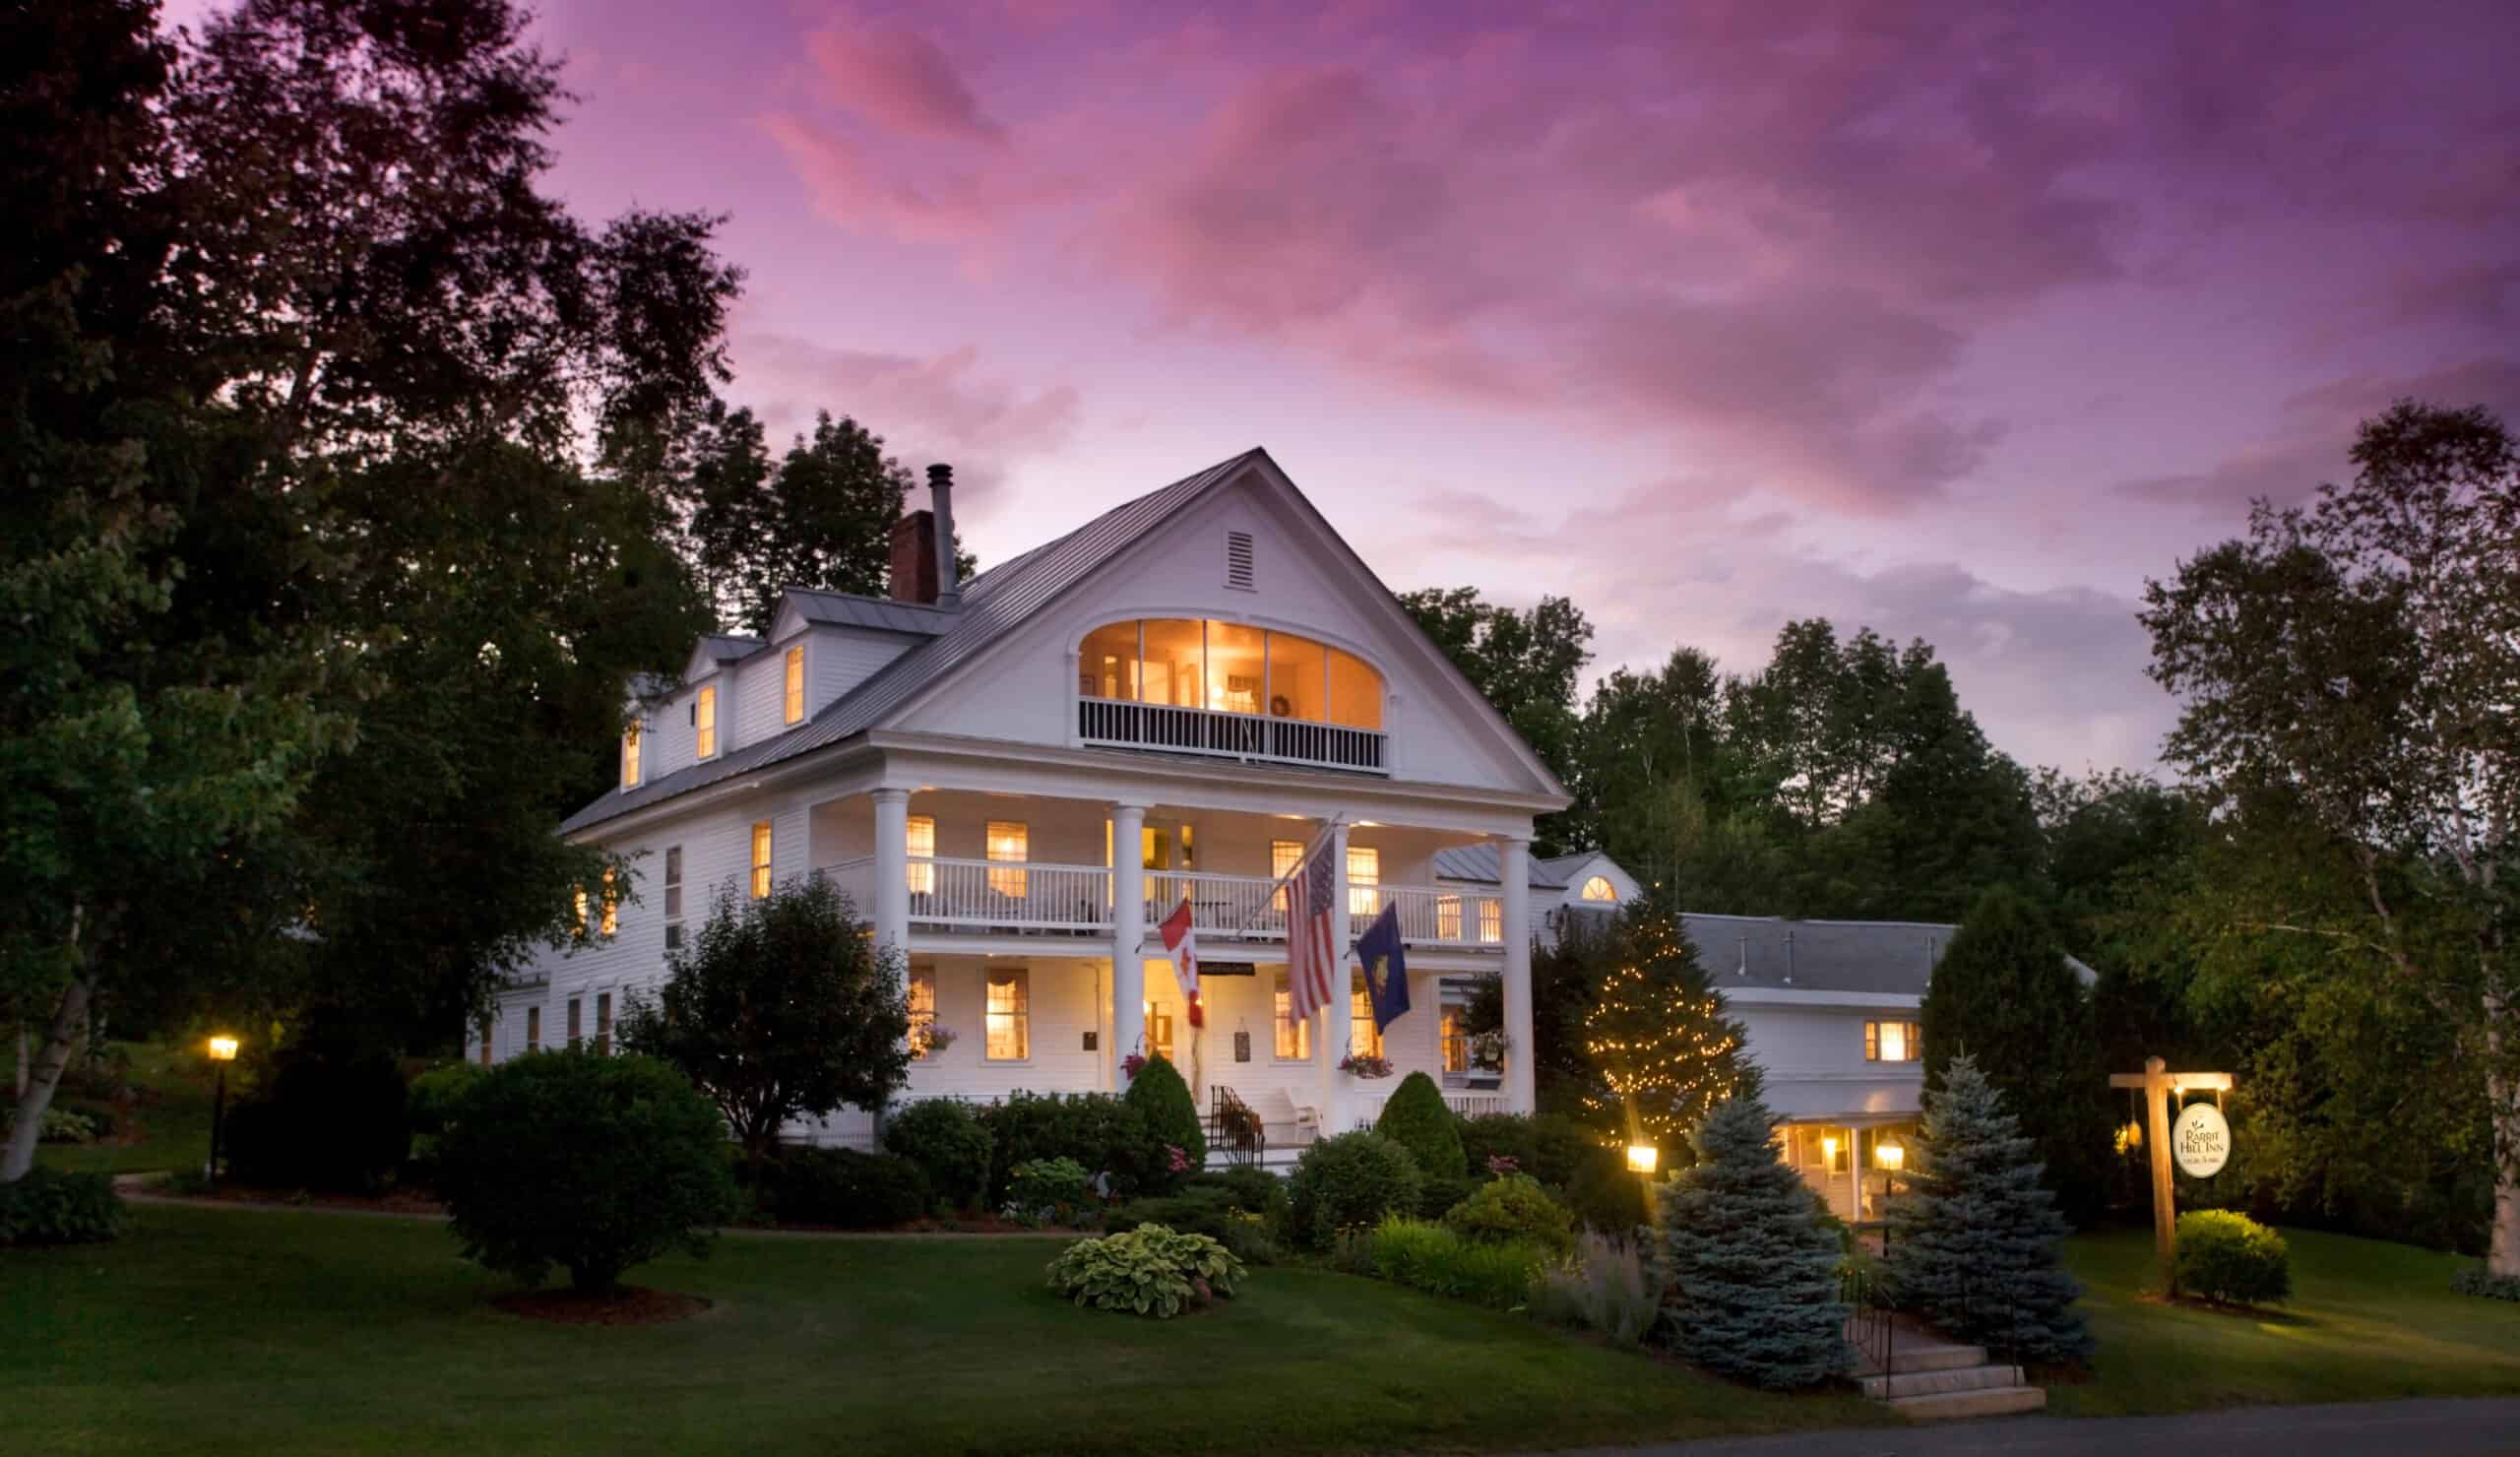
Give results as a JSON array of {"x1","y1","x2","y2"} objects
[
  {"x1": 1286, "y1": 1131, "x2": 1424, "y2": 1249},
  {"x1": 1181, "y1": 1167, "x2": 1288, "y2": 1221},
  {"x1": 1122, "y1": 1055, "x2": 1204, "y2": 1186},
  {"x1": 1445, "y1": 1172, "x2": 1575, "y2": 1253},
  {"x1": 976, "y1": 1091, "x2": 1151, "y2": 1201},
  {"x1": 1373, "y1": 1071, "x2": 1467, "y2": 1180},
  {"x1": 438, "y1": 1051, "x2": 737, "y2": 1292},
  {"x1": 882, "y1": 1099, "x2": 994, "y2": 1210},
  {"x1": 2174, "y1": 1211, "x2": 2291, "y2": 1305},
  {"x1": 1417, "y1": 1173, "x2": 1475, "y2": 1221},
  {"x1": 763, "y1": 1148, "x2": 930, "y2": 1229},
  {"x1": 0, "y1": 1167, "x2": 125, "y2": 1245},
  {"x1": 1656, "y1": 1096, "x2": 1852, "y2": 1388}
]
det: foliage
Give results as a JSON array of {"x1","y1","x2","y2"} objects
[
  {"x1": 2451, "y1": 1264, "x2": 2520, "y2": 1301},
  {"x1": 2139, "y1": 402, "x2": 2520, "y2": 1274},
  {"x1": 1181, "y1": 1167, "x2": 1291, "y2": 1222},
  {"x1": 882, "y1": 1099, "x2": 994, "y2": 1212},
  {"x1": 1286, "y1": 1131, "x2": 1425, "y2": 1249},
  {"x1": 1921, "y1": 885, "x2": 2113, "y2": 1225},
  {"x1": 1400, "y1": 588, "x2": 1593, "y2": 850},
  {"x1": 402, "y1": 1061, "x2": 483, "y2": 1182},
  {"x1": 32, "y1": 1107, "x2": 101, "y2": 1144},
  {"x1": 2174, "y1": 1211, "x2": 2292, "y2": 1306},
  {"x1": 1417, "y1": 1174, "x2": 1475, "y2": 1221},
  {"x1": 222, "y1": 1045, "x2": 410, "y2": 1194},
  {"x1": 1006, "y1": 1157, "x2": 1096, "y2": 1224},
  {"x1": 1884, "y1": 1055, "x2": 2093, "y2": 1364},
  {"x1": 1105, "y1": 1187, "x2": 1280, "y2": 1265},
  {"x1": 1373, "y1": 1071, "x2": 1467, "y2": 1181},
  {"x1": 436, "y1": 1050, "x2": 736, "y2": 1293},
  {"x1": 1457, "y1": 1110, "x2": 1647, "y2": 1232},
  {"x1": 1348, "y1": 1216, "x2": 1547, "y2": 1310},
  {"x1": 976, "y1": 1091, "x2": 1155, "y2": 1202},
  {"x1": 1445, "y1": 1173, "x2": 1576, "y2": 1254},
  {"x1": 1121, "y1": 1054, "x2": 1204, "y2": 1185},
  {"x1": 757, "y1": 1148, "x2": 930, "y2": 1230},
  {"x1": 1532, "y1": 1231, "x2": 1662, "y2": 1348},
  {"x1": 622, "y1": 877, "x2": 911, "y2": 1167},
  {"x1": 1655, "y1": 1096, "x2": 1852, "y2": 1388},
  {"x1": 0, "y1": 1166, "x2": 124, "y2": 1246},
  {"x1": 681, "y1": 409, "x2": 925, "y2": 635},
  {"x1": 1044, "y1": 1223, "x2": 1246, "y2": 1319},
  {"x1": 1577, "y1": 891, "x2": 1755, "y2": 1161}
]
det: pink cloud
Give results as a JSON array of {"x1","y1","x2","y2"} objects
[{"x1": 804, "y1": 24, "x2": 1005, "y2": 144}]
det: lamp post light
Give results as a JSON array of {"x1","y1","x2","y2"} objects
[
  {"x1": 206, "y1": 1036, "x2": 239, "y2": 1185},
  {"x1": 1626, "y1": 1142, "x2": 1660, "y2": 1215},
  {"x1": 1874, "y1": 1138, "x2": 1905, "y2": 1251}
]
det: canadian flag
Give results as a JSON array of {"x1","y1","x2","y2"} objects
[{"x1": 1159, "y1": 897, "x2": 1203, "y2": 1028}]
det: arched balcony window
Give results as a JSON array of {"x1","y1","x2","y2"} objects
[{"x1": 1077, "y1": 619, "x2": 1386, "y2": 771}]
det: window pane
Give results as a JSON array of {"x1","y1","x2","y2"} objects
[
  {"x1": 784, "y1": 646, "x2": 805, "y2": 725},
  {"x1": 527, "y1": 1007, "x2": 540, "y2": 1051},
  {"x1": 621, "y1": 723, "x2": 642, "y2": 787},
  {"x1": 1207, "y1": 622, "x2": 1264, "y2": 714},
  {"x1": 567, "y1": 997, "x2": 582, "y2": 1049},
  {"x1": 907, "y1": 814, "x2": 936, "y2": 894},
  {"x1": 751, "y1": 821, "x2": 772, "y2": 899},
  {"x1": 697, "y1": 685, "x2": 717, "y2": 758},
  {"x1": 909, "y1": 970, "x2": 936, "y2": 1057},
  {"x1": 1348, "y1": 846, "x2": 1380, "y2": 918},
  {"x1": 1271, "y1": 839, "x2": 1302, "y2": 913},
  {"x1": 1581, "y1": 875, "x2": 1616, "y2": 902},
  {"x1": 986, "y1": 821, "x2": 1028, "y2": 897},
  {"x1": 1350, "y1": 975, "x2": 1381, "y2": 1057},
  {"x1": 1079, "y1": 621, "x2": 1139, "y2": 700},
  {"x1": 1273, "y1": 971, "x2": 1310, "y2": 1059},
  {"x1": 664, "y1": 846, "x2": 682, "y2": 919},
  {"x1": 596, "y1": 993, "x2": 612, "y2": 1055},
  {"x1": 986, "y1": 970, "x2": 1029, "y2": 1060},
  {"x1": 1266, "y1": 632, "x2": 1326, "y2": 722},
  {"x1": 1139, "y1": 619, "x2": 1204, "y2": 709},
  {"x1": 1865, "y1": 1021, "x2": 1882, "y2": 1061},
  {"x1": 1328, "y1": 649, "x2": 1383, "y2": 730},
  {"x1": 1441, "y1": 1008, "x2": 1466, "y2": 1072},
  {"x1": 1437, "y1": 895, "x2": 1462, "y2": 940},
  {"x1": 1479, "y1": 900, "x2": 1502, "y2": 943}
]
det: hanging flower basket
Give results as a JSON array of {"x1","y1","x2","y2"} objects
[
  {"x1": 1338, "y1": 1052, "x2": 1393, "y2": 1079},
  {"x1": 1468, "y1": 1030, "x2": 1509, "y2": 1072},
  {"x1": 923, "y1": 1025, "x2": 960, "y2": 1054},
  {"x1": 1120, "y1": 1052, "x2": 1148, "y2": 1082}
]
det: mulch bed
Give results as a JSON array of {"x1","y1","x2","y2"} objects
[
  {"x1": 190, "y1": 1183, "x2": 449, "y2": 1216},
  {"x1": 493, "y1": 1286, "x2": 714, "y2": 1326}
]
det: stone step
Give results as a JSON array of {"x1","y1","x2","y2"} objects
[
  {"x1": 1859, "y1": 1362, "x2": 2024, "y2": 1401},
  {"x1": 1887, "y1": 1384, "x2": 2048, "y2": 1422},
  {"x1": 1858, "y1": 1340, "x2": 1988, "y2": 1374}
]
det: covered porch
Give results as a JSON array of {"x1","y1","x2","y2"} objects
[{"x1": 1781, "y1": 1116, "x2": 1918, "y2": 1226}]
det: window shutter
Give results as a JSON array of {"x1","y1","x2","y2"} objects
[{"x1": 1225, "y1": 530, "x2": 1255, "y2": 590}]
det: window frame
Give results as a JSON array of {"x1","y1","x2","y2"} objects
[
  {"x1": 1272, "y1": 969, "x2": 1312, "y2": 1060},
  {"x1": 526, "y1": 1005, "x2": 540, "y2": 1053},
  {"x1": 1346, "y1": 846, "x2": 1380, "y2": 919},
  {"x1": 1478, "y1": 899, "x2": 1503, "y2": 944},
  {"x1": 566, "y1": 996, "x2": 582, "y2": 1050},
  {"x1": 750, "y1": 821, "x2": 773, "y2": 900},
  {"x1": 1349, "y1": 974, "x2": 1382, "y2": 1058},
  {"x1": 595, "y1": 991, "x2": 613, "y2": 1055},
  {"x1": 1075, "y1": 619, "x2": 1385, "y2": 730},
  {"x1": 906, "y1": 814, "x2": 936, "y2": 894},
  {"x1": 620, "y1": 721, "x2": 642, "y2": 790},
  {"x1": 984, "y1": 967, "x2": 1031, "y2": 1061},
  {"x1": 663, "y1": 845, "x2": 683, "y2": 949},
  {"x1": 1863, "y1": 1019, "x2": 1922, "y2": 1063},
  {"x1": 784, "y1": 645, "x2": 805, "y2": 726},
  {"x1": 695, "y1": 683, "x2": 719, "y2": 759},
  {"x1": 985, "y1": 820, "x2": 1029, "y2": 897},
  {"x1": 909, "y1": 967, "x2": 937, "y2": 1058},
  {"x1": 1579, "y1": 874, "x2": 1617, "y2": 902}
]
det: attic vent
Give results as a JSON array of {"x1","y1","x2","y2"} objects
[{"x1": 1225, "y1": 530, "x2": 1255, "y2": 591}]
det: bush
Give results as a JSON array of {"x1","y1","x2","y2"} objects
[
  {"x1": 1286, "y1": 1131, "x2": 1424, "y2": 1249},
  {"x1": 1046, "y1": 1223, "x2": 1246, "y2": 1318},
  {"x1": 977, "y1": 1091, "x2": 1152, "y2": 1201},
  {"x1": 0, "y1": 1167, "x2": 125, "y2": 1246},
  {"x1": 1181, "y1": 1166, "x2": 1288, "y2": 1222},
  {"x1": 404, "y1": 1062, "x2": 484, "y2": 1182},
  {"x1": 1107, "y1": 1187, "x2": 1278, "y2": 1265},
  {"x1": 1007, "y1": 1157, "x2": 1095, "y2": 1223},
  {"x1": 33, "y1": 1106, "x2": 103, "y2": 1144},
  {"x1": 223, "y1": 1046, "x2": 410, "y2": 1193},
  {"x1": 1374, "y1": 1071, "x2": 1467, "y2": 1181},
  {"x1": 1460, "y1": 1110, "x2": 1643, "y2": 1231},
  {"x1": 1532, "y1": 1230, "x2": 1660, "y2": 1347},
  {"x1": 1122, "y1": 1055, "x2": 1204, "y2": 1187},
  {"x1": 2452, "y1": 1264, "x2": 2520, "y2": 1301},
  {"x1": 1351, "y1": 1216, "x2": 1545, "y2": 1309},
  {"x1": 761, "y1": 1147, "x2": 930, "y2": 1229},
  {"x1": 1418, "y1": 1173, "x2": 1475, "y2": 1221},
  {"x1": 1445, "y1": 1172, "x2": 1575, "y2": 1254},
  {"x1": 1564, "y1": 1154, "x2": 1653, "y2": 1235},
  {"x1": 438, "y1": 1050, "x2": 738, "y2": 1293},
  {"x1": 2175, "y1": 1210, "x2": 2292, "y2": 1305},
  {"x1": 883, "y1": 1099, "x2": 994, "y2": 1211},
  {"x1": 1459, "y1": 1112, "x2": 1539, "y2": 1178}
]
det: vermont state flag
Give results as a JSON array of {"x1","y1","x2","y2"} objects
[{"x1": 1355, "y1": 902, "x2": 1411, "y2": 1033}]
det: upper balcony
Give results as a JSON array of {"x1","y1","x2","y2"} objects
[{"x1": 1075, "y1": 617, "x2": 1388, "y2": 775}]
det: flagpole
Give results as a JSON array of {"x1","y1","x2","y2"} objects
[{"x1": 1233, "y1": 813, "x2": 1347, "y2": 936}]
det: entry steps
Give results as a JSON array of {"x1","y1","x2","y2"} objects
[{"x1": 1853, "y1": 1322, "x2": 2048, "y2": 1421}]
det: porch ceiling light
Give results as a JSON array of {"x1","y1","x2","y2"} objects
[
  {"x1": 1874, "y1": 1141, "x2": 1904, "y2": 1172},
  {"x1": 207, "y1": 1036, "x2": 240, "y2": 1062},
  {"x1": 1821, "y1": 1135, "x2": 1839, "y2": 1161},
  {"x1": 1625, "y1": 1144, "x2": 1658, "y2": 1175}
]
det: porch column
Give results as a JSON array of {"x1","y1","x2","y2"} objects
[
  {"x1": 1111, "y1": 799, "x2": 1148, "y2": 1085},
  {"x1": 1321, "y1": 819, "x2": 1353, "y2": 1132},
  {"x1": 1497, "y1": 835, "x2": 1535, "y2": 1113},
  {"x1": 871, "y1": 789, "x2": 911, "y2": 958}
]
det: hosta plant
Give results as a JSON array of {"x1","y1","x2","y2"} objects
[{"x1": 1044, "y1": 1223, "x2": 1247, "y2": 1318}]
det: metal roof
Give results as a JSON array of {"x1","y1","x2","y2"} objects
[
  {"x1": 695, "y1": 634, "x2": 761, "y2": 662},
  {"x1": 560, "y1": 448, "x2": 1264, "y2": 836},
  {"x1": 1432, "y1": 844, "x2": 1572, "y2": 889},
  {"x1": 1685, "y1": 912, "x2": 2099, "y2": 997},
  {"x1": 784, "y1": 588, "x2": 958, "y2": 637}
]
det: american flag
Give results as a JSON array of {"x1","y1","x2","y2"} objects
[{"x1": 1285, "y1": 838, "x2": 1339, "y2": 1023}]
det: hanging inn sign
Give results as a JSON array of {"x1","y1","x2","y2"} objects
[{"x1": 2109, "y1": 1055, "x2": 2236, "y2": 1296}]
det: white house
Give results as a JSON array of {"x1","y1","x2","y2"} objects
[
  {"x1": 1432, "y1": 845, "x2": 1641, "y2": 948},
  {"x1": 476, "y1": 450, "x2": 1567, "y2": 1153}
]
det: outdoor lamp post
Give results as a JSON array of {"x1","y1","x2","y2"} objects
[
  {"x1": 1874, "y1": 1138, "x2": 1904, "y2": 1249},
  {"x1": 1626, "y1": 1142, "x2": 1659, "y2": 1212},
  {"x1": 206, "y1": 1035, "x2": 239, "y2": 1185}
]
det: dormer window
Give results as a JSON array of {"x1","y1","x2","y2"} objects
[
  {"x1": 620, "y1": 722, "x2": 642, "y2": 790},
  {"x1": 784, "y1": 646, "x2": 805, "y2": 726},
  {"x1": 1076, "y1": 620, "x2": 1383, "y2": 729},
  {"x1": 1580, "y1": 875, "x2": 1616, "y2": 902},
  {"x1": 695, "y1": 684, "x2": 718, "y2": 759}
]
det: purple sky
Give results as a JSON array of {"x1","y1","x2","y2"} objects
[{"x1": 177, "y1": 1, "x2": 2520, "y2": 774}]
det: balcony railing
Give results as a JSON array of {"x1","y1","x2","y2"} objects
[
  {"x1": 1077, "y1": 697, "x2": 1386, "y2": 774},
  {"x1": 1350, "y1": 1087, "x2": 1511, "y2": 1129},
  {"x1": 818, "y1": 856, "x2": 1116, "y2": 935}
]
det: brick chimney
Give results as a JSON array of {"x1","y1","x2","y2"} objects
[{"x1": 888, "y1": 509, "x2": 939, "y2": 604}]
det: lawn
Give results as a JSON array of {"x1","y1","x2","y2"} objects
[
  {"x1": 5, "y1": 1203, "x2": 1879, "y2": 1457},
  {"x1": 2052, "y1": 1224, "x2": 2520, "y2": 1416},
  {"x1": 30, "y1": 1041, "x2": 221, "y2": 1178}
]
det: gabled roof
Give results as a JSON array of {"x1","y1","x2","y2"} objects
[
  {"x1": 783, "y1": 588, "x2": 958, "y2": 637},
  {"x1": 1684, "y1": 912, "x2": 2099, "y2": 997},
  {"x1": 562, "y1": 450, "x2": 1261, "y2": 836},
  {"x1": 696, "y1": 634, "x2": 760, "y2": 663},
  {"x1": 1432, "y1": 844, "x2": 1570, "y2": 889}
]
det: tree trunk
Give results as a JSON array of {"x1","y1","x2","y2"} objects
[
  {"x1": 0, "y1": 974, "x2": 98, "y2": 1183},
  {"x1": 2488, "y1": 1011, "x2": 2520, "y2": 1276}
]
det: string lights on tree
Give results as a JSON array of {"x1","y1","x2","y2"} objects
[{"x1": 1578, "y1": 898, "x2": 1756, "y2": 1157}]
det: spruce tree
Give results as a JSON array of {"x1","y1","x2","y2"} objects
[
  {"x1": 1655, "y1": 1096, "x2": 1852, "y2": 1388},
  {"x1": 1884, "y1": 1054, "x2": 2093, "y2": 1365},
  {"x1": 1580, "y1": 891, "x2": 1757, "y2": 1163}
]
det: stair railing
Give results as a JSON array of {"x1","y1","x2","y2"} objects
[{"x1": 1842, "y1": 1266, "x2": 1894, "y2": 1379}]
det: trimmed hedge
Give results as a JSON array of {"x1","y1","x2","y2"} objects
[
  {"x1": 0, "y1": 1167, "x2": 125, "y2": 1246},
  {"x1": 1445, "y1": 1172, "x2": 1575, "y2": 1254},
  {"x1": 1286, "y1": 1131, "x2": 1423, "y2": 1249},
  {"x1": 883, "y1": 1099, "x2": 993, "y2": 1211},
  {"x1": 1123, "y1": 1055, "x2": 1205, "y2": 1185},
  {"x1": 976, "y1": 1091, "x2": 1152, "y2": 1201},
  {"x1": 761, "y1": 1147, "x2": 931, "y2": 1229},
  {"x1": 2175, "y1": 1210, "x2": 2291, "y2": 1305},
  {"x1": 1374, "y1": 1071, "x2": 1467, "y2": 1181}
]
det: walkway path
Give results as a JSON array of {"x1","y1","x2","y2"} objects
[{"x1": 1515, "y1": 1397, "x2": 2520, "y2": 1457}]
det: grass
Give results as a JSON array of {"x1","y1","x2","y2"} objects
[
  {"x1": 29, "y1": 1041, "x2": 222, "y2": 1177},
  {"x1": 2053, "y1": 1224, "x2": 2520, "y2": 1416},
  {"x1": 5, "y1": 1203, "x2": 1880, "y2": 1457}
]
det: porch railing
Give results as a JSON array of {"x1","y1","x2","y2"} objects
[
  {"x1": 1146, "y1": 870, "x2": 1285, "y2": 940},
  {"x1": 1357, "y1": 884, "x2": 1505, "y2": 947},
  {"x1": 814, "y1": 856, "x2": 1115, "y2": 934},
  {"x1": 1349, "y1": 1087, "x2": 1513, "y2": 1128},
  {"x1": 1078, "y1": 697, "x2": 1386, "y2": 774}
]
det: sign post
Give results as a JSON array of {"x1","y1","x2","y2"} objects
[{"x1": 2108, "y1": 1055, "x2": 2234, "y2": 1297}]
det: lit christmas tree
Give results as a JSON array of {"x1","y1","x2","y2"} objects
[{"x1": 1579, "y1": 894, "x2": 1757, "y2": 1161}]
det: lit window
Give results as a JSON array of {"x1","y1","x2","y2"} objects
[
  {"x1": 567, "y1": 996, "x2": 582, "y2": 1050},
  {"x1": 1347, "y1": 846, "x2": 1380, "y2": 918},
  {"x1": 1273, "y1": 970, "x2": 1310, "y2": 1059},
  {"x1": 907, "y1": 814, "x2": 936, "y2": 894},
  {"x1": 986, "y1": 821, "x2": 1028, "y2": 897},
  {"x1": 1145, "y1": 994, "x2": 1174, "y2": 1063},
  {"x1": 985, "y1": 969, "x2": 1030, "y2": 1060},
  {"x1": 526, "y1": 1006, "x2": 540, "y2": 1052},
  {"x1": 695, "y1": 684, "x2": 718, "y2": 758},
  {"x1": 1479, "y1": 900, "x2": 1503, "y2": 944},
  {"x1": 1580, "y1": 875, "x2": 1617, "y2": 902},
  {"x1": 1864, "y1": 1021, "x2": 1922, "y2": 1062},
  {"x1": 784, "y1": 646, "x2": 805, "y2": 725},
  {"x1": 1350, "y1": 975, "x2": 1382, "y2": 1058},
  {"x1": 909, "y1": 969, "x2": 936, "y2": 1058},
  {"x1": 1441, "y1": 1008, "x2": 1467, "y2": 1073},
  {"x1": 1074, "y1": 621, "x2": 1383, "y2": 729},
  {"x1": 595, "y1": 992, "x2": 612, "y2": 1056},
  {"x1": 1272, "y1": 838, "x2": 1302, "y2": 913},
  {"x1": 574, "y1": 888, "x2": 590, "y2": 940},
  {"x1": 751, "y1": 821, "x2": 773, "y2": 899},
  {"x1": 1437, "y1": 895, "x2": 1463, "y2": 941},
  {"x1": 620, "y1": 722, "x2": 642, "y2": 789},
  {"x1": 599, "y1": 868, "x2": 618, "y2": 937}
]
